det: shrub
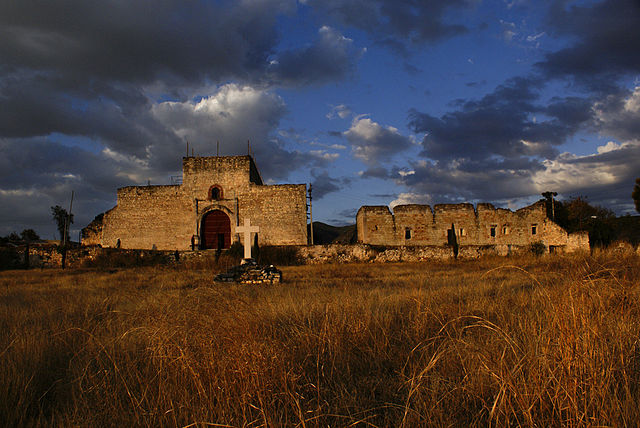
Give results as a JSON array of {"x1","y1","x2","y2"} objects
[
  {"x1": 226, "y1": 241, "x2": 244, "y2": 259},
  {"x1": 257, "y1": 245, "x2": 301, "y2": 266},
  {"x1": 82, "y1": 249, "x2": 170, "y2": 269},
  {"x1": 0, "y1": 247, "x2": 21, "y2": 270},
  {"x1": 530, "y1": 241, "x2": 546, "y2": 256}
]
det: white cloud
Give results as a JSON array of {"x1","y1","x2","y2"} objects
[
  {"x1": 390, "y1": 192, "x2": 432, "y2": 208},
  {"x1": 152, "y1": 83, "x2": 286, "y2": 156},
  {"x1": 624, "y1": 86, "x2": 640, "y2": 113},
  {"x1": 326, "y1": 104, "x2": 352, "y2": 119},
  {"x1": 532, "y1": 140, "x2": 640, "y2": 194},
  {"x1": 596, "y1": 141, "x2": 620, "y2": 154},
  {"x1": 309, "y1": 150, "x2": 339, "y2": 161},
  {"x1": 526, "y1": 32, "x2": 545, "y2": 42},
  {"x1": 343, "y1": 116, "x2": 412, "y2": 164}
]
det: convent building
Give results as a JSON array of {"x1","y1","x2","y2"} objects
[
  {"x1": 82, "y1": 155, "x2": 308, "y2": 250},
  {"x1": 356, "y1": 202, "x2": 589, "y2": 253}
]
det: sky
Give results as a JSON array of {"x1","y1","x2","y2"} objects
[{"x1": 1, "y1": 0, "x2": 640, "y2": 239}]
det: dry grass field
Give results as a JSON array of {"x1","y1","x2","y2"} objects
[{"x1": 1, "y1": 249, "x2": 639, "y2": 427}]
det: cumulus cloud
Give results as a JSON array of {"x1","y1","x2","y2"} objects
[
  {"x1": 344, "y1": 116, "x2": 413, "y2": 165},
  {"x1": 152, "y1": 84, "x2": 286, "y2": 153},
  {"x1": 531, "y1": 140, "x2": 640, "y2": 212},
  {"x1": 592, "y1": 87, "x2": 640, "y2": 142},
  {"x1": 389, "y1": 192, "x2": 432, "y2": 208},
  {"x1": 408, "y1": 77, "x2": 593, "y2": 162}
]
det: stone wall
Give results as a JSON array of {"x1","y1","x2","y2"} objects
[
  {"x1": 298, "y1": 243, "x2": 528, "y2": 263},
  {"x1": 240, "y1": 184, "x2": 308, "y2": 246},
  {"x1": 81, "y1": 213, "x2": 103, "y2": 246},
  {"x1": 101, "y1": 185, "x2": 194, "y2": 250},
  {"x1": 356, "y1": 206, "x2": 396, "y2": 245},
  {"x1": 356, "y1": 201, "x2": 588, "y2": 252},
  {"x1": 181, "y1": 156, "x2": 262, "y2": 201}
]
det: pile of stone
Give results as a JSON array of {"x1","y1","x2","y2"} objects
[{"x1": 214, "y1": 259, "x2": 282, "y2": 284}]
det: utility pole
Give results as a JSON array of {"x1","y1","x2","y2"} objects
[
  {"x1": 542, "y1": 191, "x2": 558, "y2": 221},
  {"x1": 308, "y1": 184, "x2": 313, "y2": 245},
  {"x1": 62, "y1": 190, "x2": 74, "y2": 247},
  {"x1": 61, "y1": 190, "x2": 74, "y2": 270}
]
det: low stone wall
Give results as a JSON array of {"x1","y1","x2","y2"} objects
[
  {"x1": 24, "y1": 245, "x2": 178, "y2": 269},
  {"x1": 3, "y1": 239, "x2": 625, "y2": 270},
  {"x1": 297, "y1": 243, "x2": 533, "y2": 264}
]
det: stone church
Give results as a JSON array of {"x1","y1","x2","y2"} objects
[{"x1": 82, "y1": 155, "x2": 308, "y2": 250}]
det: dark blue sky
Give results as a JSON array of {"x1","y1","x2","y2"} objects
[{"x1": 1, "y1": 0, "x2": 639, "y2": 238}]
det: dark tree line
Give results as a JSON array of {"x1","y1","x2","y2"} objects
[
  {"x1": 0, "y1": 229, "x2": 40, "y2": 245},
  {"x1": 542, "y1": 195, "x2": 616, "y2": 247}
]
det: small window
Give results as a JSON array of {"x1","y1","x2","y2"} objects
[
  {"x1": 405, "y1": 227, "x2": 412, "y2": 239},
  {"x1": 531, "y1": 224, "x2": 537, "y2": 235},
  {"x1": 490, "y1": 225, "x2": 497, "y2": 237},
  {"x1": 208, "y1": 185, "x2": 223, "y2": 200},
  {"x1": 502, "y1": 226, "x2": 509, "y2": 235},
  {"x1": 459, "y1": 228, "x2": 465, "y2": 236}
]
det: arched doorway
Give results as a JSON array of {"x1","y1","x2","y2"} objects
[{"x1": 200, "y1": 210, "x2": 231, "y2": 250}]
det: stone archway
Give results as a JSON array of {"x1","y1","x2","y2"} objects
[{"x1": 200, "y1": 210, "x2": 231, "y2": 250}]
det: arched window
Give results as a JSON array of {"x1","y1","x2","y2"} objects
[{"x1": 208, "y1": 185, "x2": 223, "y2": 200}]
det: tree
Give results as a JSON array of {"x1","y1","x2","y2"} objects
[
  {"x1": 559, "y1": 196, "x2": 615, "y2": 247},
  {"x1": 633, "y1": 178, "x2": 640, "y2": 213},
  {"x1": 51, "y1": 205, "x2": 74, "y2": 243},
  {"x1": 20, "y1": 229, "x2": 40, "y2": 242}
]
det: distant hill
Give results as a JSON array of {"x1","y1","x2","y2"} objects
[{"x1": 307, "y1": 222, "x2": 356, "y2": 245}]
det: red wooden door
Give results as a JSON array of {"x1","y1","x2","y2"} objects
[{"x1": 201, "y1": 210, "x2": 231, "y2": 249}]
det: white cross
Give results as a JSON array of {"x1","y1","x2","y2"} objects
[{"x1": 235, "y1": 218, "x2": 260, "y2": 259}]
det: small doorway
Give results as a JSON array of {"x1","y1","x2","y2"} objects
[{"x1": 201, "y1": 210, "x2": 231, "y2": 249}]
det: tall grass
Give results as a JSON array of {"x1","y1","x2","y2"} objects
[{"x1": 1, "y1": 249, "x2": 639, "y2": 426}]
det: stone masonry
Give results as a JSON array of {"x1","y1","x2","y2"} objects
[
  {"x1": 356, "y1": 201, "x2": 589, "y2": 253},
  {"x1": 84, "y1": 155, "x2": 308, "y2": 250}
]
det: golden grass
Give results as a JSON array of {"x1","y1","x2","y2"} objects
[{"x1": 1, "y1": 250, "x2": 639, "y2": 427}]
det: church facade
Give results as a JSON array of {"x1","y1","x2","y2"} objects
[{"x1": 82, "y1": 156, "x2": 308, "y2": 250}]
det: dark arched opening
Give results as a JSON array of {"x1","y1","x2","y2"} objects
[
  {"x1": 200, "y1": 210, "x2": 231, "y2": 250},
  {"x1": 208, "y1": 185, "x2": 223, "y2": 200}
]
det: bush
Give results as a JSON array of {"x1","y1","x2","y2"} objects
[
  {"x1": 530, "y1": 241, "x2": 546, "y2": 256},
  {"x1": 83, "y1": 249, "x2": 171, "y2": 269},
  {"x1": 257, "y1": 245, "x2": 301, "y2": 266},
  {"x1": 0, "y1": 247, "x2": 22, "y2": 270},
  {"x1": 226, "y1": 241, "x2": 244, "y2": 260}
]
